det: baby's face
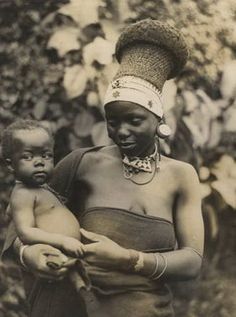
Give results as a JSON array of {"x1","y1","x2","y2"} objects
[{"x1": 10, "y1": 128, "x2": 54, "y2": 187}]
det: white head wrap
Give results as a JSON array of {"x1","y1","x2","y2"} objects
[{"x1": 104, "y1": 76, "x2": 164, "y2": 119}]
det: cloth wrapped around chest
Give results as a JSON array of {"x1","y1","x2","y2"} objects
[
  {"x1": 79, "y1": 207, "x2": 176, "y2": 295},
  {"x1": 80, "y1": 207, "x2": 176, "y2": 252}
]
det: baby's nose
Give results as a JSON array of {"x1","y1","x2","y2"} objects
[{"x1": 34, "y1": 157, "x2": 45, "y2": 166}]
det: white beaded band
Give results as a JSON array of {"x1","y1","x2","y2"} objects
[
  {"x1": 104, "y1": 76, "x2": 164, "y2": 119},
  {"x1": 134, "y1": 252, "x2": 144, "y2": 272},
  {"x1": 19, "y1": 244, "x2": 29, "y2": 269}
]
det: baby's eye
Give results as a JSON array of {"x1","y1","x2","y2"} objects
[
  {"x1": 42, "y1": 152, "x2": 53, "y2": 160},
  {"x1": 21, "y1": 153, "x2": 33, "y2": 160}
]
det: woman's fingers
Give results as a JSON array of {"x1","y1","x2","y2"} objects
[
  {"x1": 62, "y1": 258, "x2": 77, "y2": 268},
  {"x1": 37, "y1": 267, "x2": 68, "y2": 281},
  {"x1": 37, "y1": 262, "x2": 68, "y2": 279},
  {"x1": 22, "y1": 244, "x2": 74, "y2": 281},
  {"x1": 82, "y1": 242, "x2": 98, "y2": 254},
  {"x1": 80, "y1": 228, "x2": 107, "y2": 242}
]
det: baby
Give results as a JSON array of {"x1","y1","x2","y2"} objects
[{"x1": 2, "y1": 119, "x2": 89, "y2": 290}]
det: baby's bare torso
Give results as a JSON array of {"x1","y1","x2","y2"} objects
[{"x1": 32, "y1": 187, "x2": 80, "y2": 239}]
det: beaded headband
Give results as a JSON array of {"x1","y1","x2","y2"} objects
[{"x1": 104, "y1": 76, "x2": 164, "y2": 119}]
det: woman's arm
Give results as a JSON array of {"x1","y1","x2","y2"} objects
[
  {"x1": 160, "y1": 163, "x2": 204, "y2": 280},
  {"x1": 81, "y1": 230, "x2": 202, "y2": 282},
  {"x1": 143, "y1": 163, "x2": 204, "y2": 281}
]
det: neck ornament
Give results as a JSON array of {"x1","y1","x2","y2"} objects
[{"x1": 122, "y1": 143, "x2": 161, "y2": 185}]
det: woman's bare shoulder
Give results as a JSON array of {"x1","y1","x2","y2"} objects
[
  {"x1": 83, "y1": 145, "x2": 119, "y2": 161},
  {"x1": 161, "y1": 156, "x2": 198, "y2": 179},
  {"x1": 78, "y1": 145, "x2": 119, "y2": 173}
]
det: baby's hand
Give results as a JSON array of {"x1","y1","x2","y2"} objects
[{"x1": 61, "y1": 237, "x2": 84, "y2": 258}]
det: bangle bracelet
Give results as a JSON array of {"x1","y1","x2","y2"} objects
[
  {"x1": 19, "y1": 244, "x2": 29, "y2": 269},
  {"x1": 152, "y1": 253, "x2": 168, "y2": 280},
  {"x1": 149, "y1": 253, "x2": 159, "y2": 279},
  {"x1": 134, "y1": 252, "x2": 144, "y2": 272}
]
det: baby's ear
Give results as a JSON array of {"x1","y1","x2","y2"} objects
[{"x1": 5, "y1": 158, "x2": 14, "y2": 172}]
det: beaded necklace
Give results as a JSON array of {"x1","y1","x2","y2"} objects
[{"x1": 122, "y1": 142, "x2": 161, "y2": 185}]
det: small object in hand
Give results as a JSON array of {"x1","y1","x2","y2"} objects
[{"x1": 46, "y1": 254, "x2": 64, "y2": 270}]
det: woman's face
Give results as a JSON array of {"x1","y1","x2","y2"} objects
[{"x1": 105, "y1": 101, "x2": 158, "y2": 157}]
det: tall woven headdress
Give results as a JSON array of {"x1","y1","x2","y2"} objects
[{"x1": 104, "y1": 19, "x2": 189, "y2": 120}]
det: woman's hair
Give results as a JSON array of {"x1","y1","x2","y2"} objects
[{"x1": 1, "y1": 119, "x2": 53, "y2": 160}]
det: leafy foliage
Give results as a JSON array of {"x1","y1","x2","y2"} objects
[{"x1": 0, "y1": 0, "x2": 235, "y2": 316}]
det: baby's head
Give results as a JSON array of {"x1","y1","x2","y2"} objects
[{"x1": 2, "y1": 119, "x2": 54, "y2": 187}]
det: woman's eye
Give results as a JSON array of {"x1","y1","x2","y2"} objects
[
  {"x1": 42, "y1": 152, "x2": 53, "y2": 160},
  {"x1": 130, "y1": 118, "x2": 142, "y2": 126}
]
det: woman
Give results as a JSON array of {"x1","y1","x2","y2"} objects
[{"x1": 2, "y1": 19, "x2": 204, "y2": 317}]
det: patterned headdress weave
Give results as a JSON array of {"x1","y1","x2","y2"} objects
[{"x1": 104, "y1": 19, "x2": 189, "y2": 118}]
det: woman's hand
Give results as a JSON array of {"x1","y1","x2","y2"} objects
[
  {"x1": 23, "y1": 244, "x2": 76, "y2": 281},
  {"x1": 81, "y1": 229, "x2": 130, "y2": 270}
]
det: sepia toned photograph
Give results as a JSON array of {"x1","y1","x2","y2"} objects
[{"x1": 0, "y1": 1, "x2": 235, "y2": 316}]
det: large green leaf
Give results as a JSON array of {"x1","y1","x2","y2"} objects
[
  {"x1": 212, "y1": 179, "x2": 236, "y2": 210},
  {"x1": 211, "y1": 155, "x2": 236, "y2": 209},
  {"x1": 47, "y1": 27, "x2": 81, "y2": 57},
  {"x1": 91, "y1": 121, "x2": 112, "y2": 146},
  {"x1": 73, "y1": 109, "x2": 95, "y2": 138},
  {"x1": 63, "y1": 65, "x2": 88, "y2": 99},
  {"x1": 220, "y1": 61, "x2": 236, "y2": 100},
  {"x1": 58, "y1": 0, "x2": 104, "y2": 28},
  {"x1": 83, "y1": 36, "x2": 114, "y2": 65}
]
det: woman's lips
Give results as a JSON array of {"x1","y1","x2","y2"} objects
[{"x1": 119, "y1": 142, "x2": 136, "y2": 148}]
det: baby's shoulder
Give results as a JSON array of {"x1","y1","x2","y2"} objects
[
  {"x1": 10, "y1": 185, "x2": 38, "y2": 206},
  {"x1": 11, "y1": 184, "x2": 35, "y2": 196}
]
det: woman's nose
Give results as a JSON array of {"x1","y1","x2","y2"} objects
[{"x1": 117, "y1": 124, "x2": 130, "y2": 139}]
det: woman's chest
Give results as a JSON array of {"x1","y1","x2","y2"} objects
[{"x1": 77, "y1": 160, "x2": 178, "y2": 220}]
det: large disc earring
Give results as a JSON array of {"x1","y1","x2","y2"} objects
[{"x1": 156, "y1": 123, "x2": 172, "y2": 138}]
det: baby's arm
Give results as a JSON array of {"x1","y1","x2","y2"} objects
[{"x1": 10, "y1": 188, "x2": 83, "y2": 257}]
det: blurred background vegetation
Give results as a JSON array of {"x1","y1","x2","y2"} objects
[{"x1": 0, "y1": 0, "x2": 235, "y2": 316}]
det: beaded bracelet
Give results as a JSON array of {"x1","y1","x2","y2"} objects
[
  {"x1": 127, "y1": 249, "x2": 139, "y2": 272},
  {"x1": 127, "y1": 250, "x2": 145, "y2": 273},
  {"x1": 152, "y1": 253, "x2": 168, "y2": 280},
  {"x1": 134, "y1": 252, "x2": 144, "y2": 272}
]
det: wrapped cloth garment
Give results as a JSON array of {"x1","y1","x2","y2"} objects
[{"x1": 79, "y1": 207, "x2": 176, "y2": 317}]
